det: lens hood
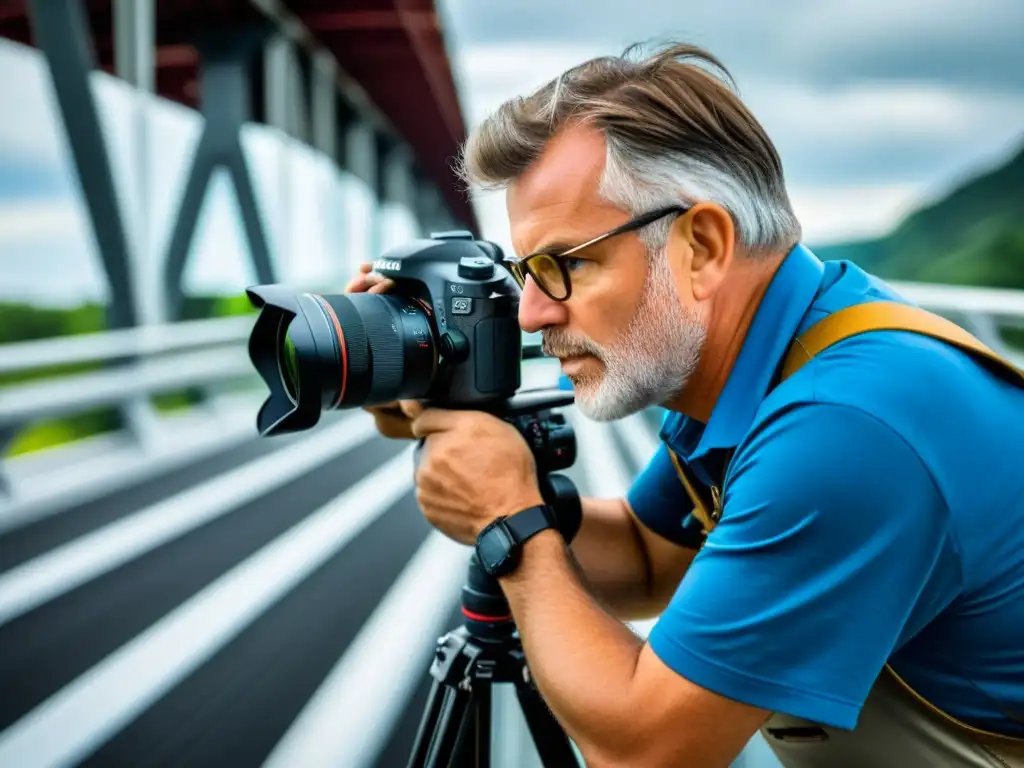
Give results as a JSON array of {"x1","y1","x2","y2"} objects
[{"x1": 246, "y1": 284, "x2": 339, "y2": 435}]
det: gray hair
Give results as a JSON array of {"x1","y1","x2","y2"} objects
[{"x1": 457, "y1": 42, "x2": 802, "y2": 256}]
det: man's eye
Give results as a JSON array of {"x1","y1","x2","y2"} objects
[{"x1": 563, "y1": 257, "x2": 587, "y2": 272}]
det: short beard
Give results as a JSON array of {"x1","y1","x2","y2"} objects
[{"x1": 542, "y1": 249, "x2": 706, "y2": 421}]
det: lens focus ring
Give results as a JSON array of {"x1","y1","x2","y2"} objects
[{"x1": 357, "y1": 299, "x2": 405, "y2": 402}]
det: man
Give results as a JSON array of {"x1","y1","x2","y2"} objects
[{"x1": 349, "y1": 43, "x2": 1024, "y2": 767}]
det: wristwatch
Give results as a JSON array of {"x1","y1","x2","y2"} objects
[{"x1": 475, "y1": 504, "x2": 558, "y2": 578}]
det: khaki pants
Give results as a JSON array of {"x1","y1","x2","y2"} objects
[{"x1": 760, "y1": 668, "x2": 1024, "y2": 768}]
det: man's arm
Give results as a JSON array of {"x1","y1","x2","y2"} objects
[
  {"x1": 569, "y1": 496, "x2": 696, "y2": 620},
  {"x1": 500, "y1": 529, "x2": 769, "y2": 768},
  {"x1": 404, "y1": 406, "x2": 770, "y2": 765},
  {"x1": 494, "y1": 401, "x2": 961, "y2": 766}
]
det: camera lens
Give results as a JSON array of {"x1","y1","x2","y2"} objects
[
  {"x1": 311, "y1": 292, "x2": 438, "y2": 408},
  {"x1": 281, "y1": 326, "x2": 300, "y2": 400},
  {"x1": 246, "y1": 285, "x2": 439, "y2": 435}
]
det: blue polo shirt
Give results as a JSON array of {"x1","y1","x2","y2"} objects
[{"x1": 627, "y1": 244, "x2": 1024, "y2": 733}]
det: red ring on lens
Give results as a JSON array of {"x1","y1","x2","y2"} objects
[{"x1": 313, "y1": 294, "x2": 348, "y2": 407}]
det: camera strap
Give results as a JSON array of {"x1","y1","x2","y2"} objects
[{"x1": 666, "y1": 299, "x2": 1024, "y2": 760}]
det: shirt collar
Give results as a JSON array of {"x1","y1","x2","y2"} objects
[{"x1": 662, "y1": 243, "x2": 825, "y2": 464}]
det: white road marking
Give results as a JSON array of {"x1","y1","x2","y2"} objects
[
  {"x1": 264, "y1": 531, "x2": 469, "y2": 768},
  {"x1": 0, "y1": 411, "x2": 378, "y2": 626},
  {"x1": 0, "y1": 447, "x2": 415, "y2": 768}
]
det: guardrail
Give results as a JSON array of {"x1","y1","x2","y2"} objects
[
  {"x1": 0, "y1": 317, "x2": 257, "y2": 429},
  {"x1": 0, "y1": 314, "x2": 261, "y2": 517},
  {"x1": 1, "y1": 280, "x2": 1022, "y2": 516},
  {"x1": 0, "y1": 315, "x2": 255, "y2": 375}
]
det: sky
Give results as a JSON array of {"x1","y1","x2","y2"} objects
[
  {"x1": 437, "y1": 0, "x2": 1024, "y2": 259},
  {"x1": 0, "y1": 2, "x2": 1022, "y2": 307}
]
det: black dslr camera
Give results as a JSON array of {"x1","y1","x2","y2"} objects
[{"x1": 245, "y1": 230, "x2": 575, "y2": 470}]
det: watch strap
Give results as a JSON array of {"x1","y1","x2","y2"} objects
[{"x1": 504, "y1": 504, "x2": 557, "y2": 545}]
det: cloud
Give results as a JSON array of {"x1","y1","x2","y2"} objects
[
  {"x1": 746, "y1": 82, "x2": 1024, "y2": 187},
  {"x1": 440, "y1": 0, "x2": 1024, "y2": 93},
  {"x1": 442, "y1": 0, "x2": 1024, "y2": 244},
  {"x1": 787, "y1": 0, "x2": 1024, "y2": 92},
  {"x1": 0, "y1": 199, "x2": 87, "y2": 244},
  {"x1": 448, "y1": 44, "x2": 609, "y2": 123},
  {"x1": 0, "y1": 154, "x2": 71, "y2": 202},
  {"x1": 0, "y1": 199, "x2": 110, "y2": 306},
  {"x1": 788, "y1": 183, "x2": 925, "y2": 244}
]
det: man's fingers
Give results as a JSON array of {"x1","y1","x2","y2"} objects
[
  {"x1": 399, "y1": 400, "x2": 425, "y2": 420},
  {"x1": 367, "y1": 279, "x2": 394, "y2": 294},
  {"x1": 344, "y1": 264, "x2": 386, "y2": 295},
  {"x1": 409, "y1": 407, "x2": 461, "y2": 437}
]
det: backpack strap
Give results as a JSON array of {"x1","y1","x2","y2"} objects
[{"x1": 781, "y1": 300, "x2": 1024, "y2": 386}]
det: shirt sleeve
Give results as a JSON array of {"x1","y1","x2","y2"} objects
[
  {"x1": 647, "y1": 401, "x2": 962, "y2": 729},
  {"x1": 626, "y1": 442, "x2": 697, "y2": 546}
]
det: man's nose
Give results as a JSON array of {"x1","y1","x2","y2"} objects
[{"x1": 518, "y1": 275, "x2": 568, "y2": 333}]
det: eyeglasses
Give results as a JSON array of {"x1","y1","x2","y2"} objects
[{"x1": 501, "y1": 205, "x2": 688, "y2": 301}]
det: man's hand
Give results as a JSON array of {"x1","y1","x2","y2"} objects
[
  {"x1": 344, "y1": 263, "x2": 417, "y2": 439},
  {"x1": 405, "y1": 402, "x2": 545, "y2": 545}
]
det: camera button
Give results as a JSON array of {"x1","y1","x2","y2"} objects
[
  {"x1": 440, "y1": 330, "x2": 470, "y2": 362},
  {"x1": 458, "y1": 256, "x2": 494, "y2": 279},
  {"x1": 451, "y1": 296, "x2": 473, "y2": 315}
]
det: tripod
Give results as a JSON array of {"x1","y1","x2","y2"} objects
[{"x1": 408, "y1": 392, "x2": 583, "y2": 767}]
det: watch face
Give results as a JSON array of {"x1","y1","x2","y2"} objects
[{"x1": 478, "y1": 522, "x2": 514, "y2": 571}]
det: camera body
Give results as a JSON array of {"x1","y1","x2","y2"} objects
[
  {"x1": 367, "y1": 231, "x2": 523, "y2": 405},
  {"x1": 246, "y1": 231, "x2": 524, "y2": 437}
]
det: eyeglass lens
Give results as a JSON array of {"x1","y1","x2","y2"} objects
[
  {"x1": 526, "y1": 254, "x2": 567, "y2": 299},
  {"x1": 507, "y1": 254, "x2": 568, "y2": 300}
]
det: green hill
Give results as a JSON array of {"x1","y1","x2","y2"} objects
[{"x1": 811, "y1": 139, "x2": 1024, "y2": 290}]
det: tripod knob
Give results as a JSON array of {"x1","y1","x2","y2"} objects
[{"x1": 541, "y1": 472, "x2": 582, "y2": 543}]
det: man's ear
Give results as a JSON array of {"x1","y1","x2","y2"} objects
[{"x1": 665, "y1": 203, "x2": 736, "y2": 302}]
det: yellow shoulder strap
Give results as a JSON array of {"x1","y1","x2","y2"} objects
[{"x1": 781, "y1": 300, "x2": 1024, "y2": 386}]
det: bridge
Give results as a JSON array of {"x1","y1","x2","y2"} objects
[{"x1": 2, "y1": 2, "x2": 1024, "y2": 767}]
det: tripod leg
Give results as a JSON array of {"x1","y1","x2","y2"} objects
[
  {"x1": 468, "y1": 682, "x2": 491, "y2": 768},
  {"x1": 514, "y1": 677, "x2": 581, "y2": 767},
  {"x1": 433, "y1": 687, "x2": 474, "y2": 768},
  {"x1": 407, "y1": 682, "x2": 474, "y2": 768},
  {"x1": 408, "y1": 677, "x2": 448, "y2": 768}
]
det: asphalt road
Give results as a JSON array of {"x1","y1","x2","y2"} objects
[{"x1": 0, "y1": 407, "x2": 664, "y2": 767}]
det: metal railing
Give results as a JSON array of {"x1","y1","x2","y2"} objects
[
  {"x1": 0, "y1": 314, "x2": 263, "y2": 526},
  {"x1": 0, "y1": 316, "x2": 257, "y2": 429},
  {"x1": 2, "y1": 279, "x2": 1022, "y2": 516}
]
